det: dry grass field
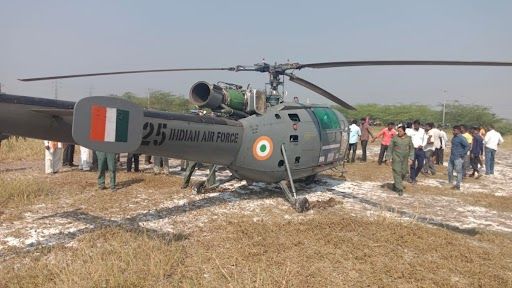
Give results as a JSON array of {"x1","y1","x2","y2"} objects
[{"x1": 1, "y1": 137, "x2": 511, "y2": 287}]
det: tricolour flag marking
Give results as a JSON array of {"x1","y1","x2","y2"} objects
[
  {"x1": 89, "y1": 105, "x2": 130, "y2": 142},
  {"x1": 90, "y1": 105, "x2": 107, "y2": 141}
]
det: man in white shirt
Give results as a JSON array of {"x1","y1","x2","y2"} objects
[
  {"x1": 423, "y1": 122, "x2": 439, "y2": 175},
  {"x1": 483, "y1": 125, "x2": 504, "y2": 175},
  {"x1": 79, "y1": 145, "x2": 91, "y2": 171},
  {"x1": 43, "y1": 140, "x2": 63, "y2": 174},
  {"x1": 347, "y1": 120, "x2": 361, "y2": 163},
  {"x1": 408, "y1": 120, "x2": 427, "y2": 184}
]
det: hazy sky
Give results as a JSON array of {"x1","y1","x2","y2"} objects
[{"x1": 1, "y1": 0, "x2": 511, "y2": 118}]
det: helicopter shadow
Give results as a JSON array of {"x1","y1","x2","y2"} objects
[
  {"x1": 2, "y1": 185, "x2": 284, "y2": 258},
  {"x1": 116, "y1": 178, "x2": 145, "y2": 189}
]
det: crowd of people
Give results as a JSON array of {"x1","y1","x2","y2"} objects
[
  {"x1": 40, "y1": 120, "x2": 504, "y2": 196},
  {"x1": 41, "y1": 142, "x2": 215, "y2": 192},
  {"x1": 348, "y1": 118, "x2": 505, "y2": 195}
]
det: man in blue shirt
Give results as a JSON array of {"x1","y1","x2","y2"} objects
[{"x1": 448, "y1": 125, "x2": 469, "y2": 190}]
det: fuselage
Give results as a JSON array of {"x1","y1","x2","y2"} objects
[
  {"x1": 0, "y1": 94, "x2": 349, "y2": 183},
  {"x1": 136, "y1": 102, "x2": 349, "y2": 182}
]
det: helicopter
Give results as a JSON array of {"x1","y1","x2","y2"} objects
[{"x1": 1, "y1": 60, "x2": 512, "y2": 212}]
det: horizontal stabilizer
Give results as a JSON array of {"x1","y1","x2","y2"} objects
[
  {"x1": 30, "y1": 108, "x2": 74, "y2": 117},
  {"x1": 72, "y1": 96, "x2": 144, "y2": 153}
]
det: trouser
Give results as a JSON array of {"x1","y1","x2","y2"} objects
[
  {"x1": 180, "y1": 160, "x2": 187, "y2": 171},
  {"x1": 92, "y1": 151, "x2": 98, "y2": 170},
  {"x1": 348, "y1": 143, "x2": 357, "y2": 163},
  {"x1": 392, "y1": 157, "x2": 409, "y2": 191},
  {"x1": 153, "y1": 156, "x2": 169, "y2": 173},
  {"x1": 378, "y1": 144, "x2": 389, "y2": 165},
  {"x1": 448, "y1": 158, "x2": 464, "y2": 188},
  {"x1": 96, "y1": 151, "x2": 116, "y2": 188},
  {"x1": 410, "y1": 148, "x2": 425, "y2": 181},
  {"x1": 470, "y1": 155, "x2": 481, "y2": 174},
  {"x1": 79, "y1": 146, "x2": 91, "y2": 171},
  {"x1": 360, "y1": 140, "x2": 368, "y2": 162},
  {"x1": 463, "y1": 154, "x2": 470, "y2": 176},
  {"x1": 485, "y1": 147, "x2": 496, "y2": 175},
  {"x1": 435, "y1": 148, "x2": 444, "y2": 165},
  {"x1": 63, "y1": 144, "x2": 75, "y2": 165},
  {"x1": 127, "y1": 153, "x2": 140, "y2": 172},
  {"x1": 423, "y1": 149, "x2": 436, "y2": 174},
  {"x1": 45, "y1": 148, "x2": 63, "y2": 173}
]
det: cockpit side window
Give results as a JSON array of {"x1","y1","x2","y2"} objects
[{"x1": 312, "y1": 108, "x2": 340, "y2": 130}]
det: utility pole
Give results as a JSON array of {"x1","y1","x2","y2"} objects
[
  {"x1": 53, "y1": 80, "x2": 59, "y2": 99},
  {"x1": 442, "y1": 90, "x2": 447, "y2": 126},
  {"x1": 147, "y1": 88, "x2": 152, "y2": 109}
]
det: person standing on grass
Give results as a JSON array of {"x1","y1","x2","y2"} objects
[
  {"x1": 436, "y1": 125, "x2": 448, "y2": 165},
  {"x1": 372, "y1": 122, "x2": 397, "y2": 165},
  {"x1": 469, "y1": 127, "x2": 484, "y2": 178},
  {"x1": 483, "y1": 125, "x2": 504, "y2": 175},
  {"x1": 126, "y1": 153, "x2": 140, "y2": 173},
  {"x1": 153, "y1": 155, "x2": 170, "y2": 175},
  {"x1": 423, "y1": 122, "x2": 439, "y2": 175},
  {"x1": 408, "y1": 120, "x2": 426, "y2": 184},
  {"x1": 448, "y1": 125, "x2": 469, "y2": 190},
  {"x1": 44, "y1": 140, "x2": 63, "y2": 174},
  {"x1": 461, "y1": 125, "x2": 473, "y2": 177},
  {"x1": 347, "y1": 120, "x2": 361, "y2": 163},
  {"x1": 359, "y1": 117, "x2": 373, "y2": 162},
  {"x1": 96, "y1": 151, "x2": 117, "y2": 191},
  {"x1": 386, "y1": 125, "x2": 414, "y2": 196},
  {"x1": 79, "y1": 145, "x2": 91, "y2": 171},
  {"x1": 62, "y1": 143, "x2": 76, "y2": 167}
]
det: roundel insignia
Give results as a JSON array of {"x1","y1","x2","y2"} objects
[{"x1": 252, "y1": 136, "x2": 273, "y2": 161}]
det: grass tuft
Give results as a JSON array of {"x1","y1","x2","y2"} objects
[
  {"x1": 0, "y1": 176, "x2": 53, "y2": 208},
  {"x1": 0, "y1": 138, "x2": 42, "y2": 161}
]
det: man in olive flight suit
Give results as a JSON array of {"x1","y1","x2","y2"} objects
[
  {"x1": 96, "y1": 151, "x2": 117, "y2": 191},
  {"x1": 386, "y1": 125, "x2": 414, "y2": 196}
]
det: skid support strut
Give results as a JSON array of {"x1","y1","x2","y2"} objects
[{"x1": 280, "y1": 144, "x2": 310, "y2": 212}]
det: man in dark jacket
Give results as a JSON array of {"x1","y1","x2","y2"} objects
[
  {"x1": 448, "y1": 125, "x2": 469, "y2": 190},
  {"x1": 469, "y1": 127, "x2": 484, "y2": 178}
]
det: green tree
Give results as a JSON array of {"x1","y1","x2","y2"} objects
[
  {"x1": 119, "y1": 91, "x2": 193, "y2": 112},
  {"x1": 333, "y1": 102, "x2": 511, "y2": 134}
]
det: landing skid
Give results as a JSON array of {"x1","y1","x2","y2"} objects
[
  {"x1": 280, "y1": 144, "x2": 310, "y2": 213},
  {"x1": 279, "y1": 180, "x2": 310, "y2": 213},
  {"x1": 191, "y1": 175, "x2": 236, "y2": 194}
]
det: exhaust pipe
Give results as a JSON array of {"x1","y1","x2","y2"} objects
[{"x1": 189, "y1": 81, "x2": 225, "y2": 109}]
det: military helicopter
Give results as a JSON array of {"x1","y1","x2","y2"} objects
[{"x1": 1, "y1": 60, "x2": 512, "y2": 212}]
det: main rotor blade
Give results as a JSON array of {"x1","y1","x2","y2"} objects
[
  {"x1": 286, "y1": 73, "x2": 356, "y2": 110},
  {"x1": 19, "y1": 67, "x2": 237, "y2": 82},
  {"x1": 295, "y1": 60, "x2": 512, "y2": 70}
]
